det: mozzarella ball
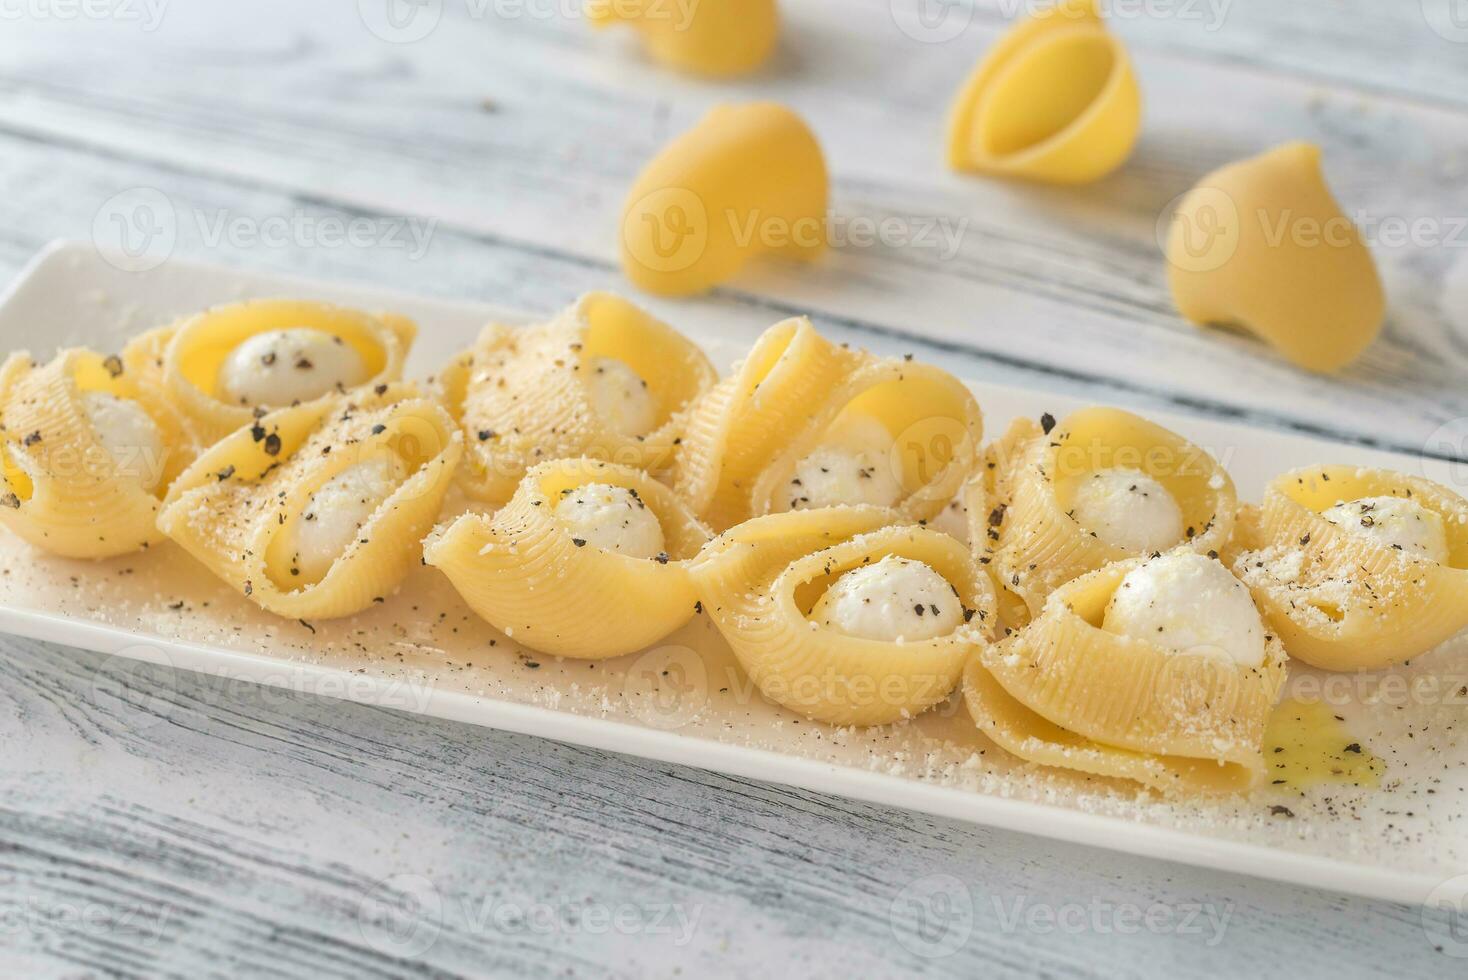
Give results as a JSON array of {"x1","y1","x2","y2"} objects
[
  {"x1": 785, "y1": 446, "x2": 904, "y2": 511},
  {"x1": 585, "y1": 356, "x2": 658, "y2": 438},
  {"x1": 1071, "y1": 467, "x2": 1185, "y2": 553},
  {"x1": 929, "y1": 494, "x2": 971, "y2": 546},
  {"x1": 80, "y1": 391, "x2": 165, "y2": 491},
  {"x1": 1102, "y1": 552, "x2": 1265, "y2": 667},
  {"x1": 283, "y1": 456, "x2": 406, "y2": 582},
  {"x1": 1321, "y1": 495, "x2": 1449, "y2": 563},
  {"x1": 811, "y1": 555, "x2": 963, "y2": 643},
  {"x1": 218, "y1": 328, "x2": 369, "y2": 408},
  {"x1": 554, "y1": 482, "x2": 665, "y2": 559}
]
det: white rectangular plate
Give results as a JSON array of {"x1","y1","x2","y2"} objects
[{"x1": 2, "y1": 242, "x2": 1465, "y2": 906}]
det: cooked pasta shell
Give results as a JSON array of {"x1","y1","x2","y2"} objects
[
  {"x1": 1231, "y1": 466, "x2": 1468, "y2": 670},
  {"x1": 157, "y1": 385, "x2": 461, "y2": 620},
  {"x1": 424, "y1": 458, "x2": 712, "y2": 659},
  {"x1": 960, "y1": 656, "x2": 1259, "y2": 796},
  {"x1": 988, "y1": 407, "x2": 1236, "y2": 615},
  {"x1": 973, "y1": 557, "x2": 1287, "y2": 777},
  {"x1": 442, "y1": 293, "x2": 716, "y2": 503},
  {"x1": 0, "y1": 348, "x2": 195, "y2": 558},
  {"x1": 673, "y1": 316, "x2": 863, "y2": 531},
  {"x1": 163, "y1": 299, "x2": 417, "y2": 444},
  {"x1": 748, "y1": 357, "x2": 985, "y2": 525},
  {"x1": 689, "y1": 507, "x2": 997, "y2": 726}
]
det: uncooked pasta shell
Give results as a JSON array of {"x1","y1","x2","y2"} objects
[
  {"x1": 424, "y1": 458, "x2": 712, "y2": 659},
  {"x1": 689, "y1": 507, "x2": 995, "y2": 726},
  {"x1": 1231, "y1": 465, "x2": 1468, "y2": 670}
]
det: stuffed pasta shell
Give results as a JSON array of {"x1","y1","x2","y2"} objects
[
  {"x1": 157, "y1": 384, "x2": 460, "y2": 620},
  {"x1": 161, "y1": 299, "x2": 416, "y2": 444},
  {"x1": 674, "y1": 318, "x2": 983, "y2": 532},
  {"x1": 424, "y1": 458, "x2": 712, "y2": 659},
  {"x1": 1231, "y1": 466, "x2": 1468, "y2": 670},
  {"x1": 0, "y1": 347, "x2": 195, "y2": 558},
  {"x1": 440, "y1": 293, "x2": 717, "y2": 503},
  {"x1": 986, "y1": 408, "x2": 1235, "y2": 616},
  {"x1": 689, "y1": 507, "x2": 996, "y2": 726},
  {"x1": 964, "y1": 551, "x2": 1288, "y2": 796}
]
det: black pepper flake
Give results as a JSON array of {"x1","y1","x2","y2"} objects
[
  {"x1": 244, "y1": 580, "x2": 253, "y2": 596},
  {"x1": 1344, "y1": 742, "x2": 1362, "y2": 754},
  {"x1": 694, "y1": 600, "x2": 703, "y2": 614},
  {"x1": 0, "y1": 493, "x2": 18, "y2": 509},
  {"x1": 572, "y1": 538, "x2": 587, "y2": 547},
  {"x1": 914, "y1": 604, "x2": 926, "y2": 616},
  {"x1": 1039, "y1": 412, "x2": 1056, "y2": 435},
  {"x1": 1299, "y1": 533, "x2": 1311, "y2": 546},
  {"x1": 216, "y1": 465, "x2": 236, "y2": 481},
  {"x1": 525, "y1": 661, "x2": 541, "y2": 669},
  {"x1": 295, "y1": 357, "x2": 314, "y2": 370},
  {"x1": 654, "y1": 552, "x2": 670, "y2": 564},
  {"x1": 1269, "y1": 805, "x2": 1294, "y2": 818},
  {"x1": 102, "y1": 354, "x2": 124, "y2": 378},
  {"x1": 962, "y1": 607, "x2": 975, "y2": 623},
  {"x1": 374, "y1": 384, "x2": 389, "y2": 395},
  {"x1": 371, "y1": 424, "x2": 387, "y2": 435},
  {"x1": 261, "y1": 351, "x2": 277, "y2": 366},
  {"x1": 250, "y1": 423, "x2": 267, "y2": 442},
  {"x1": 988, "y1": 504, "x2": 1007, "y2": 527},
  {"x1": 478, "y1": 429, "x2": 496, "y2": 441},
  {"x1": 263, "y1": 433, "x2": 282, "y2": 456},
  {"x1": 23, "y1": 431, "x2": 41, "y2": 447},
  {"x1": 299, "y1": 618, "x2": 316, "y2": 634},
  {"x1": 1207, "y1": 550, "x2": 1218, "y2": 559}
]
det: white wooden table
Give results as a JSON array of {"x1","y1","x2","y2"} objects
[{"x1": 0, "y1": 1, "x2": 1465, "y2": 975}]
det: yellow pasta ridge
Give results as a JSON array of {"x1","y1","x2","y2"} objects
[
  {"x1": 961, "y1": 656, "x2": 1259, "y2": 796},
  {"x1": 748, "y1": 358, "x2": 985, "y2": 525},
  {"x1": 158, "y1": 385, "x2": 460, "y2": 620},
  {"x1": 990, "y1": 408, "x2": 1236, "y2": 614},
  {"x1": 424, "y1": 458, "x2": 712, "y2": 659},
  {"x1": 689, "y1": 507, "x2": 995, "y2": 726},
  {"x1": 673, "y1": 317, "x2": 866, "y2": 530},
  {"x1": 1231, "y1": 465, "x2": 1468, "y2": 671},
  {"x1": 163, "y1": 299, "x2": 417, "y2": 445},
  {"x1": 979, "y1": 557, "x2": 1287, "y2": 767},
  {"x1": 448, "y1": 294, "x2": 716, "y2": 504},
  {"x1": 0, "y1": 349, "x2": 193, "y2": 559}
]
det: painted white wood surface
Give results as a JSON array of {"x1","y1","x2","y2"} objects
[{"x1": 0, "y1": 0, "x2": 1465, "y2": 976}]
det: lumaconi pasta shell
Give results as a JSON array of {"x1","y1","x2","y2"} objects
[
  {"x1": 988, "y1": 408, "x2": 1236, "y2": 615},
  {"x1": 674, "y1": 316, "x2": 864, "y2": 531},
  {"x1": 1230, "y1": 466, "x2": 1468, "y2": 671},
  {"x1": 0, "y1": 348, "x2": 195, "y2": 559},
  {"x1": 443, "y1": 293, "x2": 716, "y2": 504},
  {"x1": 424, "y1": 458, "x2": 712, "y2": 659},
  {"x1": 946, "y1": 0, "x2": 1140, "y2": 184},
  {"x1": 974, "y1": 557, "x2": 1287, "y2": 773},
  {"x1": 163, "y1": 299, "x2": 417, "y2": 444},
  {"x1": 961, "y1": 656, "x2": 1259, "y2": 796},
  {"x1": 748, "y1": 358, "x2": 985, "y2": 526},
  {"x1": 157, "y1": 385, "x2": 461, "y2": 620},
  {"x1": 689, "y1": 507, "x2": 996, "y2": 726},
  {"x1": 587, "y1": 0, "x2": 777, "y2": 77}
]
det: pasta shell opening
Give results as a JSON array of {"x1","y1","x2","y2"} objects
[
  {"x1": 947, "y1": 0, "x2": 1139, "y2": 184},
  {"x1": 163, "y1": 299, "x2": 417, "y2": 443}
]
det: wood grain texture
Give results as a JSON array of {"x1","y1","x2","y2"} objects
[{"x1": 0, "y1": 1, "x2": 1465, "y2": 976}]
